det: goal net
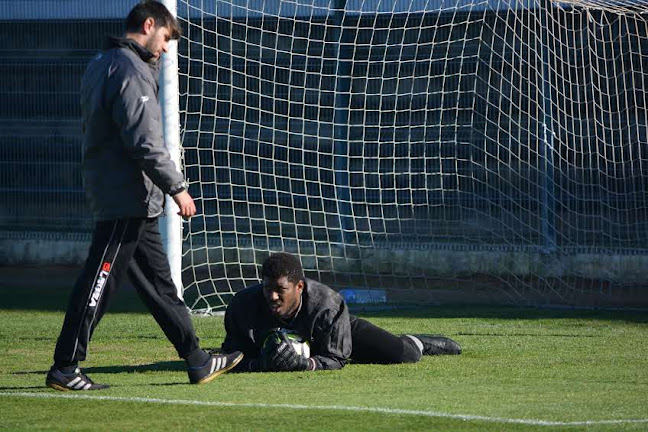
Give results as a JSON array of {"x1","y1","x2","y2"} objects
[{"x1": 176, "y1": 0, "x2": 648, "y2": 313}]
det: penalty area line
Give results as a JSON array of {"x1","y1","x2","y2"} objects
[{"x1": 1, "y1": 391, "x2": 648, "y2": 427}]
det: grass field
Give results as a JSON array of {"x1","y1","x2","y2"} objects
[{"x1": 1, "y1": 282, "x2": 647, "y2": 431}]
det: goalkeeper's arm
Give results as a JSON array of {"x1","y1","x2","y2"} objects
[
  {"x1": 306, "y1": 307, "x2": 352, "y2": 370},
  {"x1": 226, "y1": 354, "x2": 314, "y2": 373},
  {"x1": 221, "y1": 299, "x2": 264, "y2": 372}
]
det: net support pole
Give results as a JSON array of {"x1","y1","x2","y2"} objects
[
  {"x1": 540, "y1": 0, "x2": 557, "y2": 254},
  {"x1": 159, "y1": 0, "x2": 184, "y2": 299},
  {"x1": 332, "y1": 0, "x2": 354, "y2": 245}
]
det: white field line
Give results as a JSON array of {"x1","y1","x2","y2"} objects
[{"x1": 1, "y1": 391, "x2": 648, "y2": 427}]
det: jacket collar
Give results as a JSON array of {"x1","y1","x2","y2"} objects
[{"x1": 105, "y1": 36, "x2": 156, "y2": 64}]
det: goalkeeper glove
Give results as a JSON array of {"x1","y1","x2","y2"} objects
[{"x1": 261, "y1": 331, "x2": 312, "y2": 372}]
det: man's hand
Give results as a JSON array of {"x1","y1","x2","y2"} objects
[
  {"x1": 260, "y1": 331, "x2": 311, "y2": 372},
  {"x1": 172, "y1": 190, "x2": 196, "y2": 218}
]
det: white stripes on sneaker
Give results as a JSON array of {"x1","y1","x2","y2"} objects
[
  {"x1": 210, "y1": 356, "x2": 227, "y2": 374},
  {"x1": 67, "y1": 377, "x2": 92, "y2": 390}
]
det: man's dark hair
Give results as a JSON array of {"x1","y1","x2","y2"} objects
[
  {"x1": 126, "y1": 0, "x2": 182, "y2": 39},
  {"x1": 261, "y1": 253, "x2": 305, "y2": 284}
]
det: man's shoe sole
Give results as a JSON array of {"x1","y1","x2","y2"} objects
[
  {"x1": 195, "y1": 352, "x2": 244, "y2": 385},
  {"x1": 46, "y1": 381, "x2": 70, "y2": 392},
  {"x1": 46, "y1": 381, "x2": 110, "y2": 391}
]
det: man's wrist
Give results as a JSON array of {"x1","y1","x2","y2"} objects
[{"x1": 169, "y1": 180, "x2": 188, "y2": 196}]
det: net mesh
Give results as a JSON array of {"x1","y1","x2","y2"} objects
[{"x1": 176, "y1": 0, "x2": 648, "y2": 313}]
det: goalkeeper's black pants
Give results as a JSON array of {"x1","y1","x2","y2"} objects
[
  {"x1": 349, "y1": 317, "x2": 422, "y2": 364},
  {"x1": 53, "y1": 217, "x2": 201, "y2": 368}
]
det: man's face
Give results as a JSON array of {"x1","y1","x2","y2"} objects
[
  {"x1": 263, "y1": 276, "x2": 303, "y2": 320},
  {"x1": 145, "y1": 24, "x2": 171, "y2": 61}
]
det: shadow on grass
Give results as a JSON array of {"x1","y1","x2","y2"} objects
[
  {"x1": 84, "y1": 361, "x2": 186, "y2": 374},
  {"x1": 14, "y1": 361, "x2": 186, "y2": 377},
  {"x1": 351, "y1": 304, "x2": 648, "y2": 323},
  {"x1": 0, "y1": 386, "x2": 47, "y2": 391}
]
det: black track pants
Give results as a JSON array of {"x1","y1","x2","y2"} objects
[
  {"x1": 349, "y1": 317, "x2": 422, "y2": 364},
  {"x1": 53, "y1": 217, "x2": 200, "y2": 366}
]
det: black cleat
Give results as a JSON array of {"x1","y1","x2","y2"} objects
[
  {"x1": 187, "y1": 351, "x2": 244, "y2": 384},
  {"x1": 46, "y1": 367, "x2": 110, "y2": 391},
  {"x1": 413, "y1": 335, "x2": 462, "y2": 355}
]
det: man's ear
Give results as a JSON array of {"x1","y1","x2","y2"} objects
[
  {"x1": 296, "y1": 280, "x2": 304, "y2": 294},
  {"x1": 143, "y1": 17, "x2": 156, "y2": 35}
]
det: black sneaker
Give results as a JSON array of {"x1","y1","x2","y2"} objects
[
  {"x1": 46, "y1": 367, "x2": 110, "y2": 391},
  {"x1": 413, "y1": 335, "x2": 462, "y2": 355},
  {"x1": 187, "y1": 351, "x2": 244, "y2": 384}
]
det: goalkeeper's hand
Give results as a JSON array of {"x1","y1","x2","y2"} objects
[{"x1": 260, "y1": 331, "x2": 312, "y2": 372}]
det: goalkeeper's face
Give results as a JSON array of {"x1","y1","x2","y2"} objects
[{"x1": 262, "y1": 276, "x2": 304, "y2": 320}]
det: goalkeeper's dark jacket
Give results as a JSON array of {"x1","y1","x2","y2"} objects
[
  {"x1": 221, "y1": 278, "x2": 353, "y2": 371},
  {"x1": 80, "y1": 36, "x2": 185, "y2": 220}
]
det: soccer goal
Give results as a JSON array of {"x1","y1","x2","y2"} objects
[{"x1": 169, "y1": 0, "x2": 648, "y2": 313}]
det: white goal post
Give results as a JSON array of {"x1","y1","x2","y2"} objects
[
  {"x1": 160, "y1": 0, "x2": 185, "y2": 299},
  {"x1": 162, "y1": 0, "x2": 648, "y2": 313}
]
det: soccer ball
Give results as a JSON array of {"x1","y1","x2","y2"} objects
[
  {"x1": 263, "y1": 328, "x2": 311, "y2": 359},
  {"x1": 285, "y1": 331, "x2": 311, "y2": 358}
]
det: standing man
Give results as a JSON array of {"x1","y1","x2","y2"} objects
[
  {"x1": 221, "y1": 252, "x2": 461, "y2": 372},
  {"x1": 46, "y1": 1, "x2": 242, "y2": 391}
]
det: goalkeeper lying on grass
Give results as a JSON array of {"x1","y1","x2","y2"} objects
[{"x1": 220, "y1": 252, "x2": 461, "y2": 372}]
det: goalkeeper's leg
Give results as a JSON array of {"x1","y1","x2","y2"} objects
[{"x1": 349, "y1": 317, "x2": 422, "y2": 364}]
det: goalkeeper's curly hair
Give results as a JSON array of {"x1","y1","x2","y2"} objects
[{"x1": 261, "y1": 252, "x2": 304, "y2": 284}]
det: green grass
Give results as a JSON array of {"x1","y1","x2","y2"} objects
[{"x1": 1, "y1": 284, "x2": 647, "y2": 431}]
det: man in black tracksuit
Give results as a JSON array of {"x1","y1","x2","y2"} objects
[
  {"x1": 222, "y1": 253, "x2": 461, "y2": 372},
  {"x1": 46, "y1": 1, "x2": 242, "y2": 391}
]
